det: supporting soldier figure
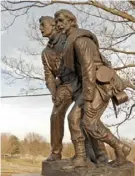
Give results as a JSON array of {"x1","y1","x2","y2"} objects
[
  {"x1": 54, "y1": 9, "x2": 131, "y2": 168},
  {"x1": 40, "y1": 16, "x2": 72, "y2": 161}
]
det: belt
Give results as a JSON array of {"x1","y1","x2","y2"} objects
[{"x1": 95, "y1": 62, "x2": 103, "y2": 66}]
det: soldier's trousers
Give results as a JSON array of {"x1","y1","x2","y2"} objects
[
  {"x1": 68, "y1": 91, "x2": 108, "y2": 160},
  {"x1": 68, "y1": 87, "x2": 122, "y2": 148},
  {"x1": 50, "y1": 85, "x2": 72, "y2": 155},
  {"x1": 51, "y1": 84, "x2": 108, "y2": 161}
]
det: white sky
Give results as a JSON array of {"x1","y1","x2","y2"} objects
[
  {"x1": 0, "y1": 96, "x2": 73, "y2": 142},
  {"x1": 0, "y1": 96, "x2": 135, "y2": 142},
  {"x1": 0, "y1": 2, "x2": 135, "y2": 142}
]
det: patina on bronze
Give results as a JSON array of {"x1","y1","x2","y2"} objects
[
  {"x1": 54, "y1": 9, "x2": 131, "y2": 168},
  {"x1": 39, "y1": 16, "x2": 108, "y2": 164}
]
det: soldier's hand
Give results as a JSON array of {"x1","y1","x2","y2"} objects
[
  {"x1": 54, "y1": 96, "x2": 62, "y2": 107},
  {"x1": 55, "y1": 79, "x2": 61, "y2": 88},
  {"x1": 52, "y1": 94, "x2": 56, "y2": 104}
]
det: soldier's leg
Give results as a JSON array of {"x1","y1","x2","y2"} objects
[
  {"x1": 83, "y1": 132, "x2": 97, "y2": 163},
  {"x1": 82, "y1": 128, "x2": 108, "y2": 164},
  {"x1": 70, "y1": 93, "x2": 108, "y2": 164},
  {"x1": 91, "y1": 138, "x2": 108, "y2": 164},
  {"x1": 82, "y1": 88, "x2": 131, "y2": 166},
  {"x1": 68, "y1": 95, "x2": 85, "y2": 143},
  {"x1": 67, "y1": 95, "x2": 95, "y2": 168},
  {"x1": 47, "y1": 85, "x2": 72, "y2": 161},
  {"x1": 83, "y1": 131, "x2": 108, "y2": 164},
  {"x1": 68, "y1": 94, "x2": 107, "y2": 166}
]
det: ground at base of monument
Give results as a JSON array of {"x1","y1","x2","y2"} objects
[
  {"x1": 11, "y1": 174, "x2": 41, "y2": 176},
  {"x1": 42, "y1": 159, "x2": 135, "y2": 176}
]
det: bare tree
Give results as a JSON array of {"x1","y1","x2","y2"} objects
[
  {"x1": 7, "y1": 135, "x2": 21, "y2": 155},
  {"x1": 23, "y1": 132, "x2": 48, "y2": 160},
  {"x1": 1, "y1": 1, "x2": 135, "y2": 134},
  {"x1": 1, "y1": 133, "x2": 11, "y2": 159},
  {"x1": 1, "y1": 1, "x2": 135, "y2": 80}
]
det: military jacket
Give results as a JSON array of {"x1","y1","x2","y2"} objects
[
  {"x1": 41, "y1": 33, "x2": 66, "y2": 95},
  {"x1": 63, "y1": 28, "x2": 126, "y2": 102}
]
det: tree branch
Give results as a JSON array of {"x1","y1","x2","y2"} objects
[
  {"x1": 2, "y1": 1, "x2": 135, "y2": 23},
  {"x1": 100, "y1": 47, "x2": 135, "y2": 55},
  {"x1": 129, "y1": 1, "x2": 135, "y2": 8},
  {"x1": 89, "y1": 1, "x2": 135, "y2": 23},
  {"x1": 107, "y1": 104, "x2": 135, "y2": 128},
  {"x1": 114, "y1": 64, "x2": 135, "y2": 70}
]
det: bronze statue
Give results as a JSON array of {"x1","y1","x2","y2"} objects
[
  {"x1": 54, "y1": 9, "x2": 131, "y2": 168},
  {"x1": 39, "y1": 16, "x2": 108, "y2": 164}
]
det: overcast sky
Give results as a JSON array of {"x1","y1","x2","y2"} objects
[
  {"x1": 1, "y1": 96, "x2": 135, "y2": 142},
  {"x1": 1, "y1": 2, "x2": 135, "y2": 142}
]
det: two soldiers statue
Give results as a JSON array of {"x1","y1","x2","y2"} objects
[{"x1": 39, "y1": 9, "x2": 132, "y2": 169}]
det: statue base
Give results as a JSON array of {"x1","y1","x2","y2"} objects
[{"x1": 42, "y1": 159, "x2": 134, "y2": 176}]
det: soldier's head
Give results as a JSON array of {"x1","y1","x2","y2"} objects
[
  {"x1": 54, "y1": 9, "x2": 78, "y2": 34},
  {"x1": 39, "y1": 16, "x2": 55, "y2": 38}
]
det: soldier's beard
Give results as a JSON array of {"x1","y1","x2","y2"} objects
[
  {"x1": 62, "y1": 27, "x2": 70, "y2": 35},
  {"x1": 62, "y1": 30, "x2": 66, "y2": 34}
]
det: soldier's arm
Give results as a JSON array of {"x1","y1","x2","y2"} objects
[
  {"x1": 41, "y1": 51, "x2": 56, "y2": 98},
  {"x1": 74, "y1": 37, "x2": 98, "y2": 101}
]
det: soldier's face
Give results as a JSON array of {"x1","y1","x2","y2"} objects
[
  {"x1": 55, "y1": 13, "x2": 71, "y2": 33},
  {"x1": 40, "y1": 20, "x2": 53, "y2": 37}
]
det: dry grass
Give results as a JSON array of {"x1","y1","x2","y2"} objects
[
  {"x1": 127, "y1": 144, "x2": 135, "y2": 164},
  {"x1": 1, "y1": 140, "x2": 135, "y2": 175},
  {"x1": 62, "y1": 143, "x2": 74, "y2": 158},
  {"x1": 1, "y1": 158, "x2": 41, "y2": 176}
]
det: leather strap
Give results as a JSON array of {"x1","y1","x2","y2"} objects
[{"x1": 43, "y1": 52, "x2": 52, "y2": 71}]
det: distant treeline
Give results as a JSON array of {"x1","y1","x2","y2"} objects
[
  {"x1": 1, "y1": 132, "x2": 135, "y2": 163},
  {"x1": 1, "y1": 132, "x2": 74, "y2": 159}
]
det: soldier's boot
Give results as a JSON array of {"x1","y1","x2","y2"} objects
[
  {"x1": 46, "y1": 153, "x2": 61, "y2": 162},
  {"x1": 96, "y1": 151, "x2": 108, "y2": 164},
  {"x1": 92, "y1": 140, "x2": 108, "y2": 164},
  {"x1": 105, "y1": 133, "x2": 131, "y2": 166},
  {"x1": 62, "y1": 141, "x2": 94, "y2": 170},
  {"x1": 111, "y1": 142, "x2": 131, "y2": 166},
  {"x1": 72, "y1": 141, "x2": 88, "y2": 167}
]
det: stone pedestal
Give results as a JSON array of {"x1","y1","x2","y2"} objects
[{"x1": 42, "y1": 159, "x2": 134, "y2": 176}]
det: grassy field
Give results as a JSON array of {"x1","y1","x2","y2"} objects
[
  {"x1": 1, "y1": 143, "x2": 135, "y2": 176},
  {"x1": 1, "y1": 157, "x2": 135, "y2": 176},
  {"x1": 1, "y1": 158, "x2": 42, "y2": 176}
]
